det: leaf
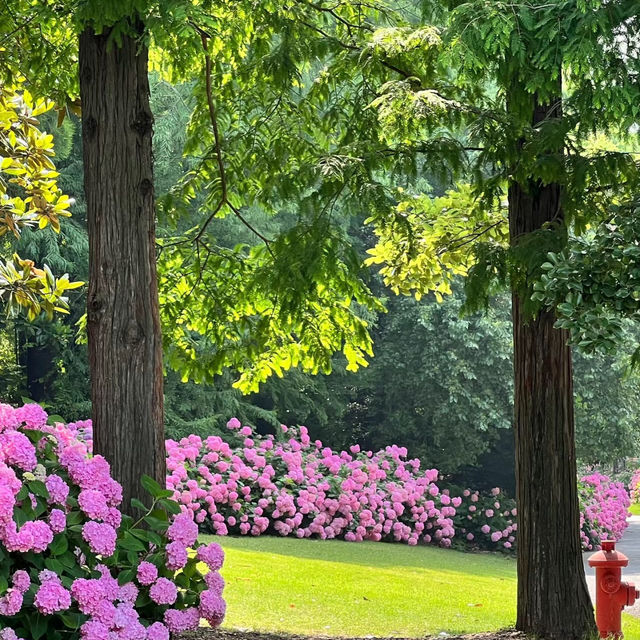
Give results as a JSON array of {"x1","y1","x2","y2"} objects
[
  {"x1": 49, "y1": 533, "x2": 69, "y2": 556},
  {"x1": 140, "y1": 474, "x2": 164, "y2": 499},
  {"x1": 130, "y1": 498, "x2": 148, "y2": 512},
  {"x1": 118, "y1": 532, "x2": 146, "y2": 552}
]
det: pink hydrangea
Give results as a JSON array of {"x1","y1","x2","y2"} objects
[
  {"x1": 0, "y1": 431, "x2": 37, "y2": 471},
  {"x1": 0, "y1": 403, "x2": 20, "y2": 430},
  {"x1": 199, "y1": 589, "x2": 227, "y2": 627},
  {"x1": 118, "y1": 582, "x2": 139, "y2": 604},
  {"x1": 11, "y1": 570, "x2": 30, "y2": 594},
  {"x1": 6, "y1": 520, "x2": 53, "y2": 553},
  {"x1": 136, "y1": 561, "x2": 158, "y2": 585},
  {"x1": 164, "y1": 607, "x2": 200, "y2": 633},
  {"x1": 49, "y1": 508, "x2": 66, "y2": 534},
  {"x1": 80, "y1": 620, "x2": 110, "y2": 640},
  {"x1": 78, "y1": 489, "x2": 109, "y2": 520},
  {"x1": 15, "y1": 403, "x2": 48, "y2": 429},
  {"x1": 82, "y1": 521, "x2": 117, "y2": 556},
  {"x1": 147, "y1": 623, "x2": 170, "y2": 640},
  {"x1": 0, "y1": 589, "x2": 22, "y2": 616},
  {"x1": 166, "y1": 540, "x2": 188, "y2": 570},
  {"x1": 150, "y1": 578, "x2": 178, "y2": 605},
  {"x1": 45, "y1": 474, "x2": 70, "y2": 504},
  {"x1": 197, "y1": 542, "x2": 225, "y2": 570},
  {"x1": 72, "y1": 578, "x2": 107, "y2": 615},
  {"x1": 204, "y1": 570, "x2": 225, "y2": 595},
  {"x1": 167, "y1": 512, "x2": 198, "y2": 547},
  {"x1": 34, "y1": 578, "x2": 71, "y2": 614}
]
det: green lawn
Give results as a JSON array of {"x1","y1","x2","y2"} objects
[
  {"x1": 201, "y1": 535, "x2": 640, "y2": 638},
  {"x1": 629, "y1": 503, "x2": 640, "y2": 516}
]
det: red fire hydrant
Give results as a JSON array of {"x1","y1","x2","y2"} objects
[{"x1": 589, "y1": 540, "x2": 639, "y2": 638}]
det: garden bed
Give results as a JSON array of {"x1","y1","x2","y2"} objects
[{"x1": 180, "y1": 629, "x2": 529, "y2": 640}]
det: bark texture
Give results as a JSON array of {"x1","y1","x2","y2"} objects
[
  {"x1": 509, "y1": 92, "x2": 596, "y2": 639},
  {"x1": 79, "y1": 25, "x2": 165, "y2": 513}
]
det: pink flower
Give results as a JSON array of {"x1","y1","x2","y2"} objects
[
  {"x1": 136, "y1": 561, "x2": 158, "y2": 585},
  {"x1": 164, "y1": 607, "x2": 200, "y2": 632},
  {"x1": 49, "y1": 508, "x2": 66, "y2": 534},
  {"x1": 82, "y1": 522, "x2": 117, "y2": 556},
  {"x1": 11, "y1": 571, "x2": 30, "y2": 594},
  {"x1": 204, "y1": 571, "x2": 225, "y2": 595},
  {"x1": 199, "y1": 589, "x2": 227, "y2": 627},
  {"x1": 72, "y1": 579, "x2": 106, "y2": 615},
  {"x1": 118, "y1": 582, "x2": 139, "y2": 604},
  {"x1": 166, "y1": 541, "x2": 188, "y2": 570},
  {"x1": 15, "y1": 404, "x2": 48, "y2": 429},
  {"x1": 147, "y1": 623, "x2": 170, "y2": 640},
  {"x1": 80, "y1": 620, "x2": 110, "y2": 640},
  {"x1": 150, "y1": 578, "x2": 178, "y2": 605},
  {"x1": 78, "y1": 489, "x2": 109, "y2": 520},
  {"x1": 45, "y1": 474, "x2": 69, "y2": 504},
  {"x1": 167, "y1": 512, "x2": 198, "y2": 547},
  {"x1": 0, "y1": 589, "x2": 23, "y2": 616},
  {"x1": 197, "y1": 542, "x2": 225, "y2": 570},
  {"x1": 34, "y1": 579, "x2": 71, "y2": 614}
]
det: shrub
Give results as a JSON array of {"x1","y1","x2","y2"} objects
[
  {"x1": 579, "y1": 473, "x2": 630, "y2": 551},
  {"x1": 0, "y1": 404, "x2": 226, "y2": 640},
  {"x1": 452, "y1": 488, "x2": 517, "y2": 552},
  {"x1": 166, "y1": 422, "x2": 456, "y2": 547}
]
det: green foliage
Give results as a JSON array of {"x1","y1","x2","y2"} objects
[
  {"x1": 0, "y1": 86, "x2": 82, "y2": 319},
  {"x1": 538, "y1": 203, "x2": 640, "y2": 354},
  {"x1": 324, "y1": 290, "x2": 513, "y2": 473}
]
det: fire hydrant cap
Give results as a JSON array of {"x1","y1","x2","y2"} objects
[{"x1": 589, "y1": 540, "x2": 629, "y2": 568}]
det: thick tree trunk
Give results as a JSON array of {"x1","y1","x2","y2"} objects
[
  {"x1": 510, "y1": 92, "x2": 596, "y2": 639},
  {"x1": 79, "y1": 24, "x2": 165, "y2": 514}
]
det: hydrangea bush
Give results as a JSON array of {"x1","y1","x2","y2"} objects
[
  {"x1": 166, "y1": 421, "x2": 458, "y2": 547},
  {"x1": 453, "y1": 487, "x2": 517, "y2": 552},
  {"x1": 165, "y1": 420, "x2": 629, "y2": 553},
  {"x1": 0, "y1": 404, "x2": 226, "y2": 640},
  {"x1": 579, "y1": 473, "x2": 630, "y2": 551}
]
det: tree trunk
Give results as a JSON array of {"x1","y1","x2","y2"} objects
[
  {"x1": 509, "y1": 91, "x2": 596, "y2": 639},
  {"x1": 79, "y1": 24, "x2": 165, "y2": 514}
]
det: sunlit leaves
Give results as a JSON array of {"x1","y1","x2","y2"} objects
[
  {"x1": 0, "y1": 86, "x2": 82, "y2": 319},
  {"x1": 159, "y1": 220, "x2": 383, "y2": 393},
  {"x1": 366, "y1": 184, "x2": 508, "y2": 300}
]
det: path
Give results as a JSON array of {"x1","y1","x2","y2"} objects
[{"x1": 583, "y1": 516, "x2": 640, "y2": 618}]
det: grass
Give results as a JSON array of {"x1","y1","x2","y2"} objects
[{"x1": 200, "y1": 535, "x2": 640, "y2": 638}]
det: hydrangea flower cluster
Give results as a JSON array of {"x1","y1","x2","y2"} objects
[
  {"x1": 0, "y1": 404, "x2": 226, "y2": 640},
  {"x1": 167, "y1": 420, "x2": 457, "y2": 547}
]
